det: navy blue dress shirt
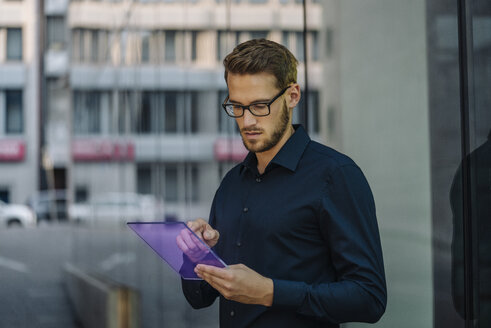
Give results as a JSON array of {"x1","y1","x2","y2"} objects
[{"x1": 182, "y1": 125, "x2": 386, "y2": 327}]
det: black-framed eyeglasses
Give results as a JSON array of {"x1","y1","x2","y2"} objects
[{"x1": 222, "y1": 86, "x2": 291, "y2": 118}]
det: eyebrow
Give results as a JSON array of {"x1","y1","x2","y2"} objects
[{"x1": 228, "y1": 97, "x2": 271, "y2": 105}]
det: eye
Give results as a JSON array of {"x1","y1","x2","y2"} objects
[{"x1": 252, "y1": 104, "x2": 268, "y2": 110}]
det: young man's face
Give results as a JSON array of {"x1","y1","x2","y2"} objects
[{"x1": 227, "y1": 72, "x2": 296, "y2": 154}]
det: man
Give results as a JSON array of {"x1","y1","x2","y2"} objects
[{"x1": 181, "y1": 39, "x2": 387, "y2": 327}]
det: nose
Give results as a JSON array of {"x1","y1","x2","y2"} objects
[{"x1": 242, "y1": 108, "x2": 257, "y2": 127}]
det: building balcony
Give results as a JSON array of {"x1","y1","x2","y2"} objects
[
  {"x1": 70, "y1": 65, "x2": 226, "y2": 90},
  {"x1": 45, "y1": 50, "x2": 69, "y2": 77},
  {"x1": 0, "y1": 64, "x2": 26, "y2": 88}
]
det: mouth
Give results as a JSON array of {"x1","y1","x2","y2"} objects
[{"x1": 242, "y1": 130, "x2": 262, "y2": 140}]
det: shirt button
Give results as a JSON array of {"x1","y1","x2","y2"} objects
[
  {"x1": 256, "y1": 177, "x2": 261, "y2": 182},
  {"x1": 230, "y1": 311, "x2": 235, "y2": 317},
  {"x1": 236, "y1": 241, "x2": 242, "y2": 247},
  {"x1": 243, "y1": 207, "x2": 248, "y2": 213}
]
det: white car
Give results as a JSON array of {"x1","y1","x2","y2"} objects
[
  {"x1": 70, "y1": 193, "x2": 164, "y2": 226},
  {"x1": 0, "y1": 200, "x2": 37, "y2": 228}
]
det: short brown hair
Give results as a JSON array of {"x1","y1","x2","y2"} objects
[{"x1": 223, "y1": 39, "x2": 298, "y2": 90}]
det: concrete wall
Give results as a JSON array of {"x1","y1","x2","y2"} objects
[{"x1": 337, "y1": 1, "x2": 432, "y2": 327}]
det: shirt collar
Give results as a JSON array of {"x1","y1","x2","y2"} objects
[{"x1": 240, "y1": 124, "x2": 310, "y2": 174}]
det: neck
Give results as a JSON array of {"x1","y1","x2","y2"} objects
[{"x1": 256, "y1": 125, "x2": 295, "y2": 174}]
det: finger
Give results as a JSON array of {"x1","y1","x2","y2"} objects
[
  {"x1": 187, "y1": 222, "x2": 203, "y2": 240},
  {"x1": 188, "y1": 218, "x2": 207, "y2": 232},
  {"x1": 180, "y1": 229, "x2": 200, "y2": 252},
  {"x1": 192, "y1": 235, "x2": 210, "y2": 253},
  {"x1": 203, "y1": 226, "x2": 219, "y2": 241},
  {"x1": 188, "y1": 230, "x2": 207, "y2": 248},
  {"x1": 175, "y1": 235, "x2": 190, "y2": 253},
  {"x1": 195, "y1": 264, "x2": 230, "y2": 279},
  {"x1": 196, "y1": 269, "x2": 230, "y2": 293}
]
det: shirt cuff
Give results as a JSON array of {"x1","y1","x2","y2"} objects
[{"x1": 272, "y1": 279, "x2": 307, "y2": 309}]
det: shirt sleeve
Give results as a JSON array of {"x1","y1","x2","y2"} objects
[
  {"x1": 181, "y1": 191, "x2": 220, "y2": 309},
  {"x1": 271, "y1": 164, "x2": 387, "y2": 324}
]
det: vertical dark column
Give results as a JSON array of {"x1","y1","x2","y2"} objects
[
  {"x1": 302, "y1": 0, "x2": 309, "y2": 132},
  {"x1": 426, "y1": 0, "x2": 465, "y2": 327},
  {"x1": 456, "y1": 0, "x2": 475, "y2": 326},
  {"x1": 38, "y1": 0, "x2": 47, "y2": 191}
]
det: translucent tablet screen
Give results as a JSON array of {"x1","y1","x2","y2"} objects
[{"x1": 127, "y1": 221, "x2": 226, "y2": 280}]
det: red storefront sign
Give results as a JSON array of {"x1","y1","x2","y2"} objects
[
  {"x1": 0, "y1": 140, "x2": 25, "y2": 162},
  {"x1": 214, "y1": 138, "x2": 248, "y2": 162},
  {"x1": 72, "y1": 140, "x2": 135, "y2": 162}
]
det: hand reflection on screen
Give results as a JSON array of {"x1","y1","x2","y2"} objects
[{"x1": 176, "y1": 227, "x2": 210, "y2": 263}]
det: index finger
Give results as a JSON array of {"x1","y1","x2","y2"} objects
[{"x1": 187, "y1": 218, "x2": 207, "y2": 232}]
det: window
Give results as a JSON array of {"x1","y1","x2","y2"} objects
[
  {"x1": 191, "y1": 31, "x2": 197, "y2": 61},
  {"x1": 5, "y1": 90, "x2": 23, "y2": 134},
  {"x1": 165, "y1": 31, "x2": 176, "y2": 62},
  {"x1": 71, "y1": 29, "x2": 109, "y2": 63},
  {"x1": 294, "y1": 90, "x2": 319, "y2": 134},
  {"x1": 164, "y1": 166, "x2": 178, "y2": 202},
  {"x1": 218, "y1": 90, "x2": 239, "y2": 134},
  {"x1": 184, "y1": 164, "x2": 199, "y2": 202},
  {"x1": 137, "y1": 92, "x2": 152, "y2": 134},
  {"x1": 73, "y1": 91, "x2": 105, "y2": 134},
  {"x1": 137, "y1": 165, "x2": 152, "y2": 195},
  {"x1": 310, "y1": 31, "x2": 319, "y2": 61},
  {"x1": 250, "y1": 31, "x2": 268, "y2": 39},
  {"x1": 130, "y1": 91, "x2": 197, "y2": 134},
  {"x1": 75, "y1": 186, "x2": 88, "y2": 203},
  {"x1": 46, "y1": 17, "x2": 66, "y2": 51},
  {"x1": 90, "y1": 30, "x2": 99, "y2": 62},
  {"x1": 165, "y1": 92, "x2": 178, "y2": 133},
  {"x1": 137, "y1": 163, "x2": 200, "y2": 203},
  {"x1": 117, "y1": 92, "x2": 135, "y2": 135},
  {"x1": 141, "y1": 31, "x2": 150, "y2": 63},
  {"x1": 217, "y1": 31, "x2": 239, "y2": 61},
  {"x1": 7, "y1": 28, "x2": 22, "y2": 61},
  {"x1": 282, "y1": 31, "x2": 290, "y2": 49},
  {"x1": 71, "y1": 29, "x2": 82, "y2": 62},
  {"x1": 0, "y1": 189, "x2": 10, "y2": 203},
  {"x1": 282, "y1": 31, "x2": 320, "y2": 62},
  {"x1": 189, "y1": 92, "x2": 198, "y2": 133},
  {"x1": 295, "y1": 31, "x2": 305, "y2": 62}
]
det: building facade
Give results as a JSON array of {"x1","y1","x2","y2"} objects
[
  {"x1": 40, "y1": 0, "x2": 326, "y2": 220},
  {"x1": 0, "y1": 0, "x2": 40, "y2": 204}
]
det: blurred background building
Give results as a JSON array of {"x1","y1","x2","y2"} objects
[{"x1": 2, "y1": 0, "x2": 325, "y2": 219}]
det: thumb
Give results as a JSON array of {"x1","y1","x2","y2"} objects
[
  {"x1": 204, "y1": 229, "x2": 213, "y2": 240},
  {"x1": 204, "y1": 227, "x2": 217, "y2": 240}
]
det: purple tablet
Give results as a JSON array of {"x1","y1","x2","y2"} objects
[{"x1": 127, "y1": 221, "x2": 227, "y2": 280}]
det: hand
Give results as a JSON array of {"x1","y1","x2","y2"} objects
[
  {"x1": 186, "y1": 218, "x2": 220, "y2": 248},
  {"x1": 176, "y1": 227, "x2": 210, "y2": 263},
  {"x1": 195, "y1": 263, "x2": 274, "y2": 307}
]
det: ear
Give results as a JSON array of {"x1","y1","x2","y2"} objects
[{"x1": 287, "y1": 84, "x2": 301, "y2": 109}]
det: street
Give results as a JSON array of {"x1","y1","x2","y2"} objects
[
  {"x1": 0, "y1": 225, "x2": 79, "y2": 328},
  {"x1": 0, "y1": 224, "x2": 219, "y2": 328}
]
